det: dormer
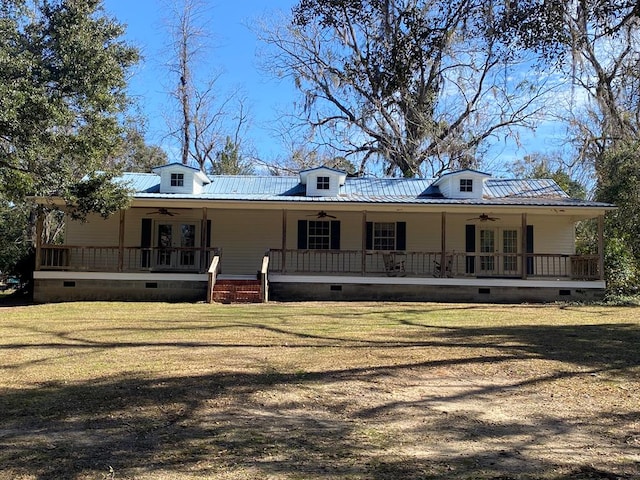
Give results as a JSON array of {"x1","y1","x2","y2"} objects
[
  {"x1": 299, "y1": 166, "x2": 347, "y2": 197},
  {"x1": 152, "y1": 163, "x2": 211, "y2": 194},
  {"x1": 432, "y1": 169, "x2": 491, "y2": 199}
]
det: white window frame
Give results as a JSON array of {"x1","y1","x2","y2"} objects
[
  {"x1": 316, "y1": 176, "x2": 330, "y2": 190},
  {"x1": 171, "y1": 173, "x2": 185, "y2": 187},
  {"x1": 460, "y1": 178, "x2": 473, "y2": 192},
  {"x1": 308, "y1": 220, "x2": 331, "y2": 249},
  {"x1": 373, "y1": 222, "x2": 396, "y2": 251}
]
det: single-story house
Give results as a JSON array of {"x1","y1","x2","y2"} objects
[{"x1": 33, "y1": 163, "x2": 615, "y2": 303}]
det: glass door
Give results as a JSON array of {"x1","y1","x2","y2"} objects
[
  {"x1": 479, "y1": 229, "x2": 496, "y2": 274},
  {"x1": 502, "y1": 229, "x2": 519, "y2": 275},
  {"x1": 179, "y1": 224, "x2": 196, "y2": 267},
  {"x1": 157, "y1": 224, "x2": 174, "y2": 267},
  {"x1": 156, "y1": 222, "x2": 197, "y2": 269},
  {"x1": 478, "y1": 228, "x2": 520, "y2": 276}
]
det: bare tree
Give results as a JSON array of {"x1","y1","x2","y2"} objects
[
  {"x1": 258, "y1": 0, "x2": 557, "y2": 177},
  {"x1": 163, "y1": 0, "x2": 251, "y2": 172}
]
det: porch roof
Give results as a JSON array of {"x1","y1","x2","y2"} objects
[{"x1": 118, "y1": 172, "x2": 613, "y2": 209}]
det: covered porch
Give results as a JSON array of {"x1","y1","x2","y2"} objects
[
  {"x1": 33, "y1": 204, "x2": 607, "y2": 303},
  {"x1": 267, "y1": 249, "x2": 602, "y2": 280}
]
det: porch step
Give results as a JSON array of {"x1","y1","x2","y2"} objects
[{"x1": 212, "y1": 279, "x2": 262, "y2": 304}]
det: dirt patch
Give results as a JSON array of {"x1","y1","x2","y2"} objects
[{"x1": 0, "y1": 302, "x2": 638, "y2": 479}]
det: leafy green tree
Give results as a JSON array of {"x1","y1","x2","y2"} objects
[
  {"x1": 0, "y1": 0, "x2": 139, "y2": 217},
  {"x1": 0, "y1": 199, "x2": 29, "y2": 277},
  {"x1": 211, "y1": 137, "x2": 254, "y2": 175},
  {"x1": 510, "y1": 154, "x2": 586, "y2": 199},
  {"x1": 497, "y1": 1, "x2": 638, "y2": 63},
  {"x1": 111, "y1": 125, "x2": 168, "y2": 173},
  {"x1": 595, "y1": 142, "x2": 640, "y2": 293}
]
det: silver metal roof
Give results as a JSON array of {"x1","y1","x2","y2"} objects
[{"x1": 119, "y1": 173, "x2": 612, "y2": 208}]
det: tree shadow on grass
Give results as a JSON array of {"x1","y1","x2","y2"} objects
[
  {"x1": 1, "y1": 319, "x2": 639, "y2": 479},
  {"x1": 1, "y1": 368, "x2": 638, "y2": 478},
  {"x1": 419, "y1": 321, "x2": 640, "y2": 371}
]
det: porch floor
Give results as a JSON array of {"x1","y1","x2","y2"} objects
[{"x1": 268, "y1": 273, "x2": 606, "y2": 289}]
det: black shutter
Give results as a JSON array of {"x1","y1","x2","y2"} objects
[
  {"x1": 366, "y1": 222, "x2": 373, "y2": 250},
  {"x1": 465, "y1": 225, "x2": 476, "y2": 252},
  {"x1": 526, "y1": 225, "x2": 534, "y2": 275},
  {"x1": 141, "y1": 218, "x2": 152, "y2": 268},
  {"x1": 465, "y1": 224, "x2": 476, "y2": 274},
  {"x1": 396, "y1": 222, "x2": 406, "y2": 251},
  {"x1": 297, "y1": 220, "x2": 308, "y2": 249},
  {"x1": 330, "y1": 221, "x2": 341, "y2": 250},
  {"x1": 205, "y1": 219, "x2": 213, "y2": 266}
]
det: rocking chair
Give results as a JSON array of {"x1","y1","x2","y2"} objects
[{"x1": 382, "y1": 253, "x2": 406, "y2": 277}]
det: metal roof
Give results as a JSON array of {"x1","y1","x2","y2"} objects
[
  {"x1": 118, "y1": 172, "x2": 612, "y2": 209},
  {"x1": 484, "y1": 179, "x2": 569, "y2": 199}
]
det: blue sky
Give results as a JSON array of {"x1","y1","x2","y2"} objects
[
  {"x1": 102, "y1": 0, "x2": 297, "y2": 162},
  {"x1": 102, "y1": 1, "x2": 565, "y2": 175}
]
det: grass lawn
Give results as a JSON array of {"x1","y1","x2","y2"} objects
[{"x1": 0, "y1": 301, "x2": 639, "y2": 479}]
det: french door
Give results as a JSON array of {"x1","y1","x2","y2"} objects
[
  {"x1": 156, "y1": 222, "x2": 197, "y2": 269},
  {"x1": 479, "y1": 228, "x2": 519, "y2": 276}
]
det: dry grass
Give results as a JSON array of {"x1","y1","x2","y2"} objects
[{"x1": 0, "y1": 301, "x2": 639, "y2": 479}]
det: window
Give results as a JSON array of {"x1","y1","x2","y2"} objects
[
  {"x1": 373, "y1": 222, "x2": 396, "y2": 250},
  {"x1": 366, "y1": 222, "x2": 406, "y2": 251},
  {"x1": 171, "y1": 173, "x2": 184, "y2": 187},
  {"x1": 460, "y1": 178, "x2": 473, "y2": 192},
  {"x1": 298, "y1": 220, "x2": 340, "y2": 250},
  {"x1": 317, "y1": 176, "x2": 330, "y2": 190},
  {"x1": 308, "y1": 221, "x2": 330, "y2": 249}
]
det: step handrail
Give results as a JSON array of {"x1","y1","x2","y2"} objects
[
  {"x1": 206, "y1": 255, "x2": 221, "y2": 303},
  {"x1": 259, "y1": 254, "x2": 269, "y2": 303}
]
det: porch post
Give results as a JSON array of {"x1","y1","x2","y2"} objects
[
  {"x1": 598, "y1": 214, "x2": 605, "y2": 281},
  {"x1": 118, "y1": 210, "x2": 125, "y2": 272},
  {"x1": 440, "y1": 212, "x2": 446, "y2": 277},
  {"x1": 521, "y1": 213, "x2": 527, "y2": 279},
  {"x1": 201, "y1": 207, "x2": 208, "y2": 272},
  {"x1": 282, "y1": 209, "x2": 287, "y2": 273},
  {"x1": 362, "y1": 211, "x2": 367, "y2": 276},
  {"x1": 34, "y1": 211, "x2": 44, "y2": 271}
]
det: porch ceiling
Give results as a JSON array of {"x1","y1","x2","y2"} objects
[{"x1": 124, "y1": 199, "x2": 613, "y2": 218}]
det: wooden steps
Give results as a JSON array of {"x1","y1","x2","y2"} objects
[{"x1": 211, "y1": 279, "x2": 262, "y2": 304}]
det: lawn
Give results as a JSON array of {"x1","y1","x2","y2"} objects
[{"x1": 0, "y1": 301, "x2": 639, "y2": 480}]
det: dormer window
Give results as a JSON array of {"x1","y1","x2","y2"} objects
[
  {"x1": 152, "y1": 163, "x2": 210, "y2": 194},
  {"x1": 317, "y1": 176, "x2": 330, "y2": 190},
  {"x1": 299, "y1": 166, "x2": 347, "y2": 197},
  {"x1": 171, "y1": 173, "x2": 184, "y2": 187},
  {"x1": 460, "y1": 179, "x2": 473, "y2": 192}
]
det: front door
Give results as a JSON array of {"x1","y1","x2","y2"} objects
[
  {"x1": 156, "y1": 222, "x2": 197, "y2": 269},
  {"x1": 479, "y1": 228, "x2": 519, "y2": 276}
]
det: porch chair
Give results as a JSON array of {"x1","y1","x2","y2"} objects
[
  {"x1": 382, "y1": 253, "x2": 406, "y2": 277},
  {"x1": 433, "y1": 256, "x2": 453, "y2": 277}
]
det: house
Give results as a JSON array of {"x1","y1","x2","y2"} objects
[{"x1": 33, "y1": 163, "x2": 615, "y2": 303}]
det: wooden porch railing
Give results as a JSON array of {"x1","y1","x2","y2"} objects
[
  {"x1": 39, "y1": 245, "x2": 220, "y2": 273},
  {"x1": 267, "y1": 249, "x2": 602, "y2": 280},
  {"x1": 38, "y1": 245, "x2": 602, "y2": 280}
]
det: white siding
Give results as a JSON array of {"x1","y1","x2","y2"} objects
[
  {"x1": 65, "y1": 213, "x2": 120, "y2": 246},
  {"x1": 159, "y1": 167, "x2": 196, "y2": 194},
  {"x1": 305, "y1": 172, "x2": 341, "y2": 196},
  {"x1": 531, "y1": 215, "x2": 575, "y2": 254},
  {"x1": 434, "y1": 172, "x2": 489, "y2": 199},
  {"x1": 212, "y1": 209, "x2": 282, "y2": 274},
  {"x1": 63, "y1": 207, "x2": 580, "y2": 277}
]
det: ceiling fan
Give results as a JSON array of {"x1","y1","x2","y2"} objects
[
  {"x1": 307, "y1": 210, "x2": 337, "y2": 219},
  {"x1": 466, "y1": 213, "x2": 499, "y2": 222},
  {"x1": 148, "y1": 208, "x2": 178, "y2": 216}
]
